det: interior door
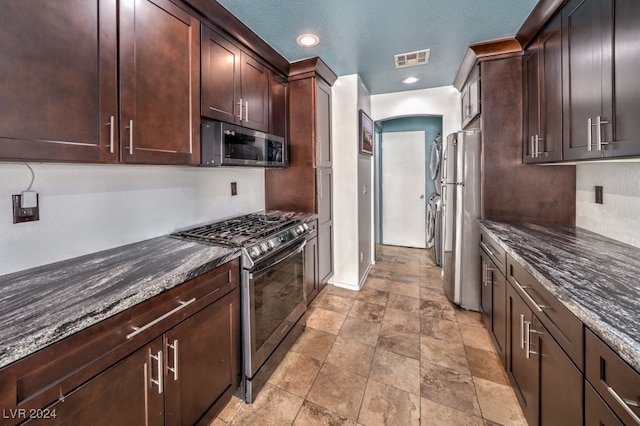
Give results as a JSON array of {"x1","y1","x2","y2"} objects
[{"x1": 381, "y1": 131, "x2": 426, "y2": 248}]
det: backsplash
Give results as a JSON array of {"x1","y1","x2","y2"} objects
[
  {"x1": 0, "y1": 163, "x2": 265, "y2": 276},
  {"x1": 576, "y1": 161, "x2": 640, "y2": 248}
]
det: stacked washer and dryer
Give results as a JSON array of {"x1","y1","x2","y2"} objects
[{"x1": 426, "y1": 134, "x2": 443, "y2": 265}]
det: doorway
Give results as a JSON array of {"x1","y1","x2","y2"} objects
[{"x1": 376, "y1": 115, "x2": 443, "y2": 250}]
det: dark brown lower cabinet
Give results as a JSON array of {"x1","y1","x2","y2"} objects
[
  {"x1": 508, "y1": 283, "x2": 582, "y2": 426},
  {"x1": 585, "y1": 382, "x2": 623, "y2": 426},
  {"x1": 480, "y1": 249, "x2": 507, "y2": 366},
  {"x1": 304, "y1": 234, "x2": 319, "y2": 305}
]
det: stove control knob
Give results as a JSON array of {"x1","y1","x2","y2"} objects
[
  {"x1": 259, "y1": 243, "x2": 268, "y2": 253},
  {"x1": 267, "y1": 240, "x2": 276, "y2": 250},
  {"x1": 249, "y1": 247, "x2": 261, "y2": 258},
  {"x1": 302, "y1": 223, "x2": 309, "y2": 231},
  {"x1": 297, "y1": 225, "x2": 305, "y2": 234}
]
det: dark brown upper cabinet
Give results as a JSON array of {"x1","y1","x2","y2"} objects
[
  {"x1": 461, "y1": 65, "x2": 480, "y2": 129},
  {"x1": 270, "y1": 74, "x2": 288, "y2": 139},
  {"x1": 0, "y1": 0, "x2": 118, "y2": 163},
  {"x1": 120, "y1": 0, "x2": 200, "y2": 165},
  {"x1": 562, "y1": 0, "x2": 640, "y2": 160},
  {"x1": 523, "y1": 14, "x2": 563, "y2": 163},
  {"x1": 0, "y1": 0, "x2": 199, "y2": 165},
  {"x1": 201, "y1": 25, "x2": 269, "y2": 133}
]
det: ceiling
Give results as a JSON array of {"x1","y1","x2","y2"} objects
[{"x1": 216, "y1": 0, "x2": 538, "y2": 95}]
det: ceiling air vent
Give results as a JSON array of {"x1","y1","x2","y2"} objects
[{"x1": 394, "y1": 49, "x2": 430, "y2": 69}]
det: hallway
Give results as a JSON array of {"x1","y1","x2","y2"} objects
[{"x1": 211, "y1": 245, "x2": 525, "y2": 425}]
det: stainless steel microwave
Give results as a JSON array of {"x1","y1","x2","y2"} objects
[{"x1": 201, "y1": 120, "x2": 288, "y2": 168}]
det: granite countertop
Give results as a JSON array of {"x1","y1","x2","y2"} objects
[
  {"x1": 0, "y1": 237, "x2": 240, "y2": 370},
  {"x1": 479, "y1": 220, "x2": 640, "y2": 372}
]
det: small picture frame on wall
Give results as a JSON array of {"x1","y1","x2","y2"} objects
[{"x1": 359, "y1": 109, "x2": 374, "y2": 155}]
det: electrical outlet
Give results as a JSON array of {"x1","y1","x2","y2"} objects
[
  {"x1": 13, "y1": 194, "x2": 40, "y2": 223},
  {"x1": 595, "y1": 186, "x2": 603, "y2": 204},
  {"x1": 231, "y1": 182, "x2": 237, "y2": 196}
]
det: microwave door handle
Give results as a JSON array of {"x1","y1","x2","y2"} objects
[{"x1": 249, "y1": 240, "x2": 306, "y2": 279}]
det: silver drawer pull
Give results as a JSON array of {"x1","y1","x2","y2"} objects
[
  {"x1": 107, "y1": 116, "x2": 115, "y2": 154},
  {"x1": 607, "y1": 386, "x2": 640, "y2": 425},
  {"x1": 127, "y1": 298, "x2": 196, "y2": 339},
  {"x1": 520, "y1": 314, "x2": 525, "y2": 350},
  {"x1": 513, "y1": 278, "x2": 546, "y2": 313},
  {"x1": 480, "y1": 241, "x2": 496, "y2": 258},
  {"x1": 167, "y1": 339, "x2": 179, "y2": 381},
  {"x1": 150, "y1": 350, "x2": 163, "y2": 394}
]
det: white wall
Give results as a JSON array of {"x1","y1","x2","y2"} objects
[
  {"x1": 576, "y1": 161, "x2": 640, "y2": 248},
  {"x1": 331, "y1": 75, "x2": 361, "y2": 289},
  {"x1": 0, "y1": 163, "x2": 265, "y2": 275},
  {"x1": 371, "y1": 86, "x2": 461, "y2": 137}
]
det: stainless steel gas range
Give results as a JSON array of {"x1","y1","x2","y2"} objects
[{"x1": 172, "y1": 211, "x2": 310, "y2": 402}]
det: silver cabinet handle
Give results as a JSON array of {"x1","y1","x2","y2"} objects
[
  {"x1": 520, "y1": 314, "x2": 525, "y2": 350},
  {"x1": 127, "y1": 298, "x2": 196, "y2": 339},
  {"x1": 512, "y1": 276, "x2": 548, "y2": 313},
  {"x1": 167, "y1": 339, "x2": 179, "y2": 381},
  {"x1": 245, "y1": 100, "x2": 249, "y2": 121},
  {"x1": 596, "y1": 116, "x2": 609, "y2": 151},
  {"x1": 526, "y1": 321, "x2": 542, "y2": 359},
  {"x1": 238, "y1": 98, "x2": 243, "y2": 120},
  {"x1": 107, "y1": 116, "x2": 115, "y2": 154},
  {"x1": 479, "y1": 241, "x2": 496, "y2": 258},
  {"x1": 127, "y1": 119, "x2": 133, "y2": 155},
  {"x1": 483, "y1": 262, "x2": 489, "y2": 287},
  {"x1": 150, "y1": 349, "x2": 163, "y2": 394},
  {"x1": 607, "y1": 386, "x2": 640, "y2": 425},
  {"x1": 587, "y1": 118, "x2": 593, "y2": 151},
  {"x1": 318, "y1": 169, "x2": 323, "y2": 199},
  {"x1": 531, "y1": 136, "x2": 536, "y2": 158},
  {"x1": 535, "y1": 135, "x2": 541, "y2": 157}
]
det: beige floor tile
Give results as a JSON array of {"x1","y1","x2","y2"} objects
[
  {"x1": 306, "y1": 307, "x2": 347, "y2": 335},
  {"x1": 217, "y1": 396, "x2": 244, "y2": 423},
  {"x1": 293, "y1": 400, "x2": 357, "y2": 426},
  {"x1": 370, "y1": 348, "x2": 421, "y2": 395},
  {"x1": 373, "y1": 260, "x2": 396, "y2": 272},
  {"x1": 358, "y1": 379, "x2": 420, "y2": 426},
  {"x1": 419, "y1": 286, "x2": 450, "y2": 303},
  {"x1": 460, "y1": 323, "x2": 496, "y2": 352},
  {"x1": 327, "y1": 285, "x2": 359, "y2": 299},
  {"x1": 420, "y1": 299, "x2": 458, "y2": 321},
  {"x1": 387, "y1": 293, "x2": 421, "y2": 314},
  {"x1": 456, "y1": 308, "x2": 484, "y2": 327},
  {"x1": 355, "y1": 287, "x2": 390, "y2": 306},
  {"x1": 382, "y1": 308, "x2": 420, "y2": 334},
  {"x1": 473, "y1": 377, "x2": 527, "y2": 425},
  {"x1": 420, "y1": 362, "x2": 482, "y2": 417},
  {"x1": 420, "y1": 398, "x2": 484, "y2": 426},
  {"x1": 325, "y1": 336, "x2": 376, "y2": 378},
  {"x1": 268, "y1": 351, "x2": 323, "y2": 398},
  {"x1": 316, "y1": 293, "x2": 356, "y2": 315},
  {"x1": 209, "y1": 418, "x2": 227, "y2": 426},
  {"x1": 420, "y1": 335, "x2": 470, "y2": 373},
  {"x1": 378, "y1": 323, "x2": 421, "y2": 359},
  {"x1": 349, "y1": 299, "x2": 386, "y2": 323},
  {"x1": 392, "y1": 267, "x2": 421, "y2": 280},
  {"x1": 306, "y1": 363, "x2": 368, "y2": 420},
  {"x1": 230, "y1": 383, "x2": 303, "y2": 426},
  {"x1": 420, "y1": 317, "x2": 463, "y2": 344},
  {"x1": 290, "y1": 327, "x2": 336, "y2": 362},
  {"x1": 364, "y1": 276, "x2": 392, "y2": 292},
  {"x1": 338, "y1": 316, "x2": 381, "y2": 347},
  {"x1": 368, "y1": 267, "x2": 394, "y2": 280},
  {"x1": 466, "y1": 346, "x2": 509, "y2": 385},
  {"x1": 390, "y1": 281, "x2": 421, "y2": 298}
]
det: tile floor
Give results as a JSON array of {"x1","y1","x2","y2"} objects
[{"x1": 210, "y1": 245, "x2": 526, "y2": 425}]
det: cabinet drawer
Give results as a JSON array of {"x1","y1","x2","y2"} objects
[
  {"x1": 507, "y1": 254, "x2": 583, "y2": 370},
  {"x1": 585, "y1": 328, "x2": 640, "y2": 426},
  {"x1": 586, "y1": 382, "x2": 624, "y2": 426},
  {"x1": 1, "y1": 259, "x2": 239, "y2": 421},
  {"x1": 480, "y1": 229, "x2": 506, "y2": 276}
]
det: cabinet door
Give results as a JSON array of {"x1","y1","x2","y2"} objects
[
  {"x1": 270, "y1": 74, "x2": 288, "y2": 138},
  {"x1": 315, "y1": 79, "x2": 332, "y2": 167},
  {"x1": 492, "y1": 266, "x2": 507, "y2": 366},
  {"x1": 119, "y1": 0, "x2": 199, "y2": 165},
  {"x1": 317, "y1": 168, "x2": 333, "y2": 285},
  {"x1": 467, "y1": 70, "x2": 480, "y2": 122},
  {"x1": 585, "y1": 382, "x2": 624, "y2": 426},
  {"x1": 507, "y1": 284, "x2": 538, "y2": 425},
  {"x1": 606, "y1": 0, "x2": 640, "y2": 157},
  {"x1": 533, "y1": 317, "x2": 582, "y2": 426},
  {"x1": 304, "y1": 236, "x2": 319, "y2": 305},
  {"x1": 523, "y1": 47, "x2": 540, "y2": 163},
  {"x1": 201, "y1": 25, "x2": 241, "y2": 125},
  {"x1": 562, "y1": 0, "x2": 612, "y2": 160},
  {"x1": 240, "y1": 53, "x2": 269, "y2": 132},
  {"x1": 28, "y1": 339, "x2": 165, "y2": 426},
  {"x1": 0, "y1": 0, "x2": 117, "y2": 163},
  {"x1": 479, "y1": 255, "x2": 493, "y2": 326},
  {"x1": 164, "y1": 288, "x2": 240, "y2": 426}
]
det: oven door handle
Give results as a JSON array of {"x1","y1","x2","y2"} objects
[{"x1": 249, "y1": 240, "x2": 307, "y2": 278}]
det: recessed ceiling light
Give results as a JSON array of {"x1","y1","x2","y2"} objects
[
  {"x1": 402, "y1": 76, "x2": 420, "y2": 84},
  {"x1": 296, "y1": 33, "x2": 319, "y2": 47}
]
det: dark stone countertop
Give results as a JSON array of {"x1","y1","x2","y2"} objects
[
  {"x1": 478, "y1": 220, "x2": 640, "y2": 372},
  {"x1": 0, "y1": 237, "x2": 240, "y2": 369}
]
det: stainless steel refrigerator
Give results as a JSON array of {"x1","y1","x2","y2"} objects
[{"x1": 440, "y1": 130, "x2": 481, "y2": 311}]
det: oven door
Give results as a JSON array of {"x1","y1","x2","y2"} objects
[{"x1": 242, "y1": 239, "x2": 306, "y2": 378}]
